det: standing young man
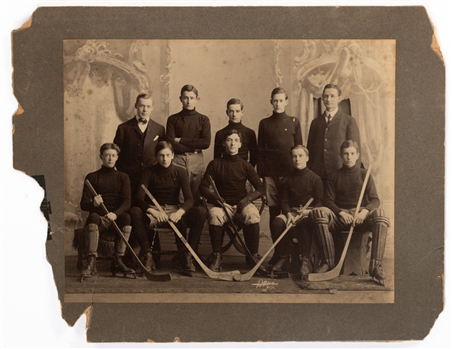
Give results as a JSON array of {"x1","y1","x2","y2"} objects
[
  {"x1": 214, "y1": 98, "x2": 257, "y2": 167},
  {"x1": 79, "y1": 143, "x2": 134, "y2": 279},
  {"x1": 114, "y1": 93, "x2": 165, "y2": 196},
  {"x1": 312, "y1": 140, "x2": 389, "y2": 284},
  {"x1": 257, "y1": 87, "x2": 303, "y2": 261},
  {"x1": 166, "y1": 85, "x2": 211, "y2": 204},
  {"x1": 200, "y1": 130, "x2": 265, "y2": 271},
  {"x1": 307, "y1": 84, "x2": 361, "y2": 182}
]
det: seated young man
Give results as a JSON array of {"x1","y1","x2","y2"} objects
[
  {"x1": 200, "y1": 129, "x2": 265, "y2": 271},
  {"x1": 312, "y1": 140, "x2": 390, "y2": 284},
  {"x1": 270, "y1": 145, "x2": 324, "y2": 279},
  {"x1": 79, "y1": 143, "x2": 134, "y2": 278},
  {"x1": 130, "y1": 141, "x2": 207, "y2": 277}
]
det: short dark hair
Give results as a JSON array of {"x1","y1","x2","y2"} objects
[
  {"x1": 100, "y1": 143, "x2": 120, "y2": 156},
  {"x1": 226, "y1": 98, "x2": 244, "y2": 110},
  {"x1": 135, "y1": 93, "x2": 153, "y2": 106},
  {"x1": 154, "y1": 141, "x2": 174, "y2": 156},
  {"x1": 290, "y1": 145, "x2": 309, "y2": 157},
  {"x1": 223, "y1": 129, "x2": 242, "y2": 143},
  {"x1": 271, "y1": 87, "x2": 288, "y2": 100},
  {"x1": 322, "y1": 84, "x2": 342, "y2": 97},
  {"x1": 180, "y1": 85, "x2": 199, "y2": 97},
  {"x1": 340, "y1": 140, "x2": 360, "y2": 154}
]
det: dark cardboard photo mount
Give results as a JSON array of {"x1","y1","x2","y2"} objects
[{"x1": 12, "y1": 6, "x2": 444, "y2": 343}]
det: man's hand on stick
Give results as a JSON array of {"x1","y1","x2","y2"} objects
[
  {"x1": 105, "y1": 212, "x2": 117, "y2": 221},
  {"x1": 93, "y1": 194, "x2": 103, "y2": 207},
  {"x1": 147, "y1": 207, "x2": 168, "y2": 223}
]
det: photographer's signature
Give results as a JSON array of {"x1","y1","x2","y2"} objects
[{"x1": 251, "y1": 279, "x2": 278, "y2": 292}]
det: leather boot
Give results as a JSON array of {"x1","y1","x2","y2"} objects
[
  {"x1": 272, "y1": 254, "x2": 289, "y2": 272},
  {"x1": 182, "y1": 252, "x2": 196, "y2": 276},
  {"x1": 209, "y1": 252, "x2": 222, "y2": 272},
  {"x1": 140, "y1": 251, "x2": 156, "y2": 272},
  {"x1": 111, "y1": 254, "x2": 136, "y2": 277},
  {"x1": 81, "y1": 254, "x2": 97, "y2": 278},
  {"x1": 369, "y1": 259, "x2": 385, "y2": 285}
]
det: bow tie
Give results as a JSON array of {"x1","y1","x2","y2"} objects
[{"x1": 139, "y1": 118, "x2": 148, "y2": 124}]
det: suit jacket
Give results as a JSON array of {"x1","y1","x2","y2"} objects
[
  {"x1": 113, "y1": 117, "x2": 165, "y2": 192},
  {"x1": 307, "y1": 110, "x2": 360, "y2": 180}
]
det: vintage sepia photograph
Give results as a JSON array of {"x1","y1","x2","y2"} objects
[
  {"x1": 6, "y1": 5, "x2": 445, "y2": 344},
  {"x1": 63, "y1": 39, "x2": 395, "y2": 303}
]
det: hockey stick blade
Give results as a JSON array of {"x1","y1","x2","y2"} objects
[
  {"x1": 85, "y1": 180, "x2": 172, "y2": 282},
  {"x1": 141, "y1": 185, "x2": 241, "y2": 281},
  {"x1": 235, "y1": 198, "x2": 314, "y2": 282},
  {"x1": 308, "y1": 164, "x2": 373, "y2": 282}
]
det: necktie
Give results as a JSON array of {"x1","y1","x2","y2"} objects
[
  {"x1": 327, "y1": 114, "x2": 332, "y2": 124},
  {"x1": 139, "y1": 118, "x2": 147, "y2": 124}
]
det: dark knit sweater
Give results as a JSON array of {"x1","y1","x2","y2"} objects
[
  {"x1": 325, "y1": 164, "x2": 380, "y2": 216},
  {"x1": 135, "y1": 163, "x2": 193, "y2": 213},
  {"x1": 280, "y1": 167, "x2": 324, "y2": 215},
  {"x1": 80, "y1": 166, "x2": 131, "y2": 216},
  {"x1": 200, "y1": 153, "x2": 265, "y2": 206},
  {"x1": 214, "y1": 121, "x2": 258, "y2": 166},
  {"x1": 257, "y1": 111, "x2": 303, "y2": 177},
  {"x1": 166, "y1": 108, "x2": 211, "y2": 154}
]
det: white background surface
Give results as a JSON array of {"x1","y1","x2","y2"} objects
[{"x1": 1, "y1": 1, "x2": 450, "y2": 348}]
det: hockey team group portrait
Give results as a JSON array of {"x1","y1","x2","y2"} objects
[{"x1": 63, "y1": 39, "x2": 395, "y2": 302}]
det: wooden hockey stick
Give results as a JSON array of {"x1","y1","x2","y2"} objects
[
  {"x1": 234, "y1": 198, "x2": 314, "y2": 282},
  {"x1": 85, "y1": 180, "x2": 172, "y2": 282},
  {"x1": 141, "y1": 185, "x2": 241, "y2": 281},
  {"x1": 308, "y1": 164, "x2": 373, "y2": 282}
]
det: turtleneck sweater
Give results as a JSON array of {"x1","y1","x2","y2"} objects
[
  {"x1": 166, "y1": 108, "x2": 211, "y2": 154},
  {"x1": 80, "y1": 166, "x2": 131, "y2": 216},
  {"x1": 280, "y1": 166, "x2": 324, "y2": 215},
  {"x1": 325, "y1": 164, "x2": 380, "y2": 216},
  {"x1": 135, "y1": 163, "x2": 193, "y2": 213},
  {"x1": 200, "y1": 153, "x2": 265, "y2": 206},
  {"x1": 257, "y1": 111, "x2": 303, "y2": 177},
  {"x1": 214, "y1": 121, "x2": 258, "y2": 166}
]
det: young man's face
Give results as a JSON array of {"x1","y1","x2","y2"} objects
[
  {"x1": 270, "y1": 93, "x2": 288, "y2": 113},
  {"x1": 135, "y1": 97, "x2": 153, "y2": 118},
  {"x1": 322, "y1": 88, "x2": 341, "y2": 112},
  {"x1": 180, "y1": 91, "x2": 198, "y2": 110},
  {"x1": 157, "y1": 148, "x2": 174, "y2": 168},
  {"x1": 292, "y1": 148, "x2": 309, "y2": 170},
  {"x1": 223, "y1": 133, "x2": 242, "y2": 156},
  {"x1": 100, "y1": 149, "x2": 119, "y2": 168},
  {"x1": 226, "y1": 104, "x2": 243, "y2": 124},
  {"x1": 341, "y1": 146, "x2": 360, "y2": 168}
]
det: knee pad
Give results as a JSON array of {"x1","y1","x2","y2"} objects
[
  {"x1": 87, "y1": 223, "x2": 99, "y2": 231},
  {"x1": 309, "y1": 208, "x2": 328, "y2": 225},
  {"x1": 369, "y1": 208, "x2": 390, "y2": 227},
  {"x1": 122, "y1": 225, "x2": 132, "y2": 235}
]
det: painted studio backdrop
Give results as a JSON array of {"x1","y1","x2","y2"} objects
[{"x1": 63, "y1": 39, "x2": 395, "y2": 256}]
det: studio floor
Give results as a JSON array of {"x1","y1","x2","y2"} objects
[{"x1": 63, "y1": 229, "x2": 394, "y2": 304}]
